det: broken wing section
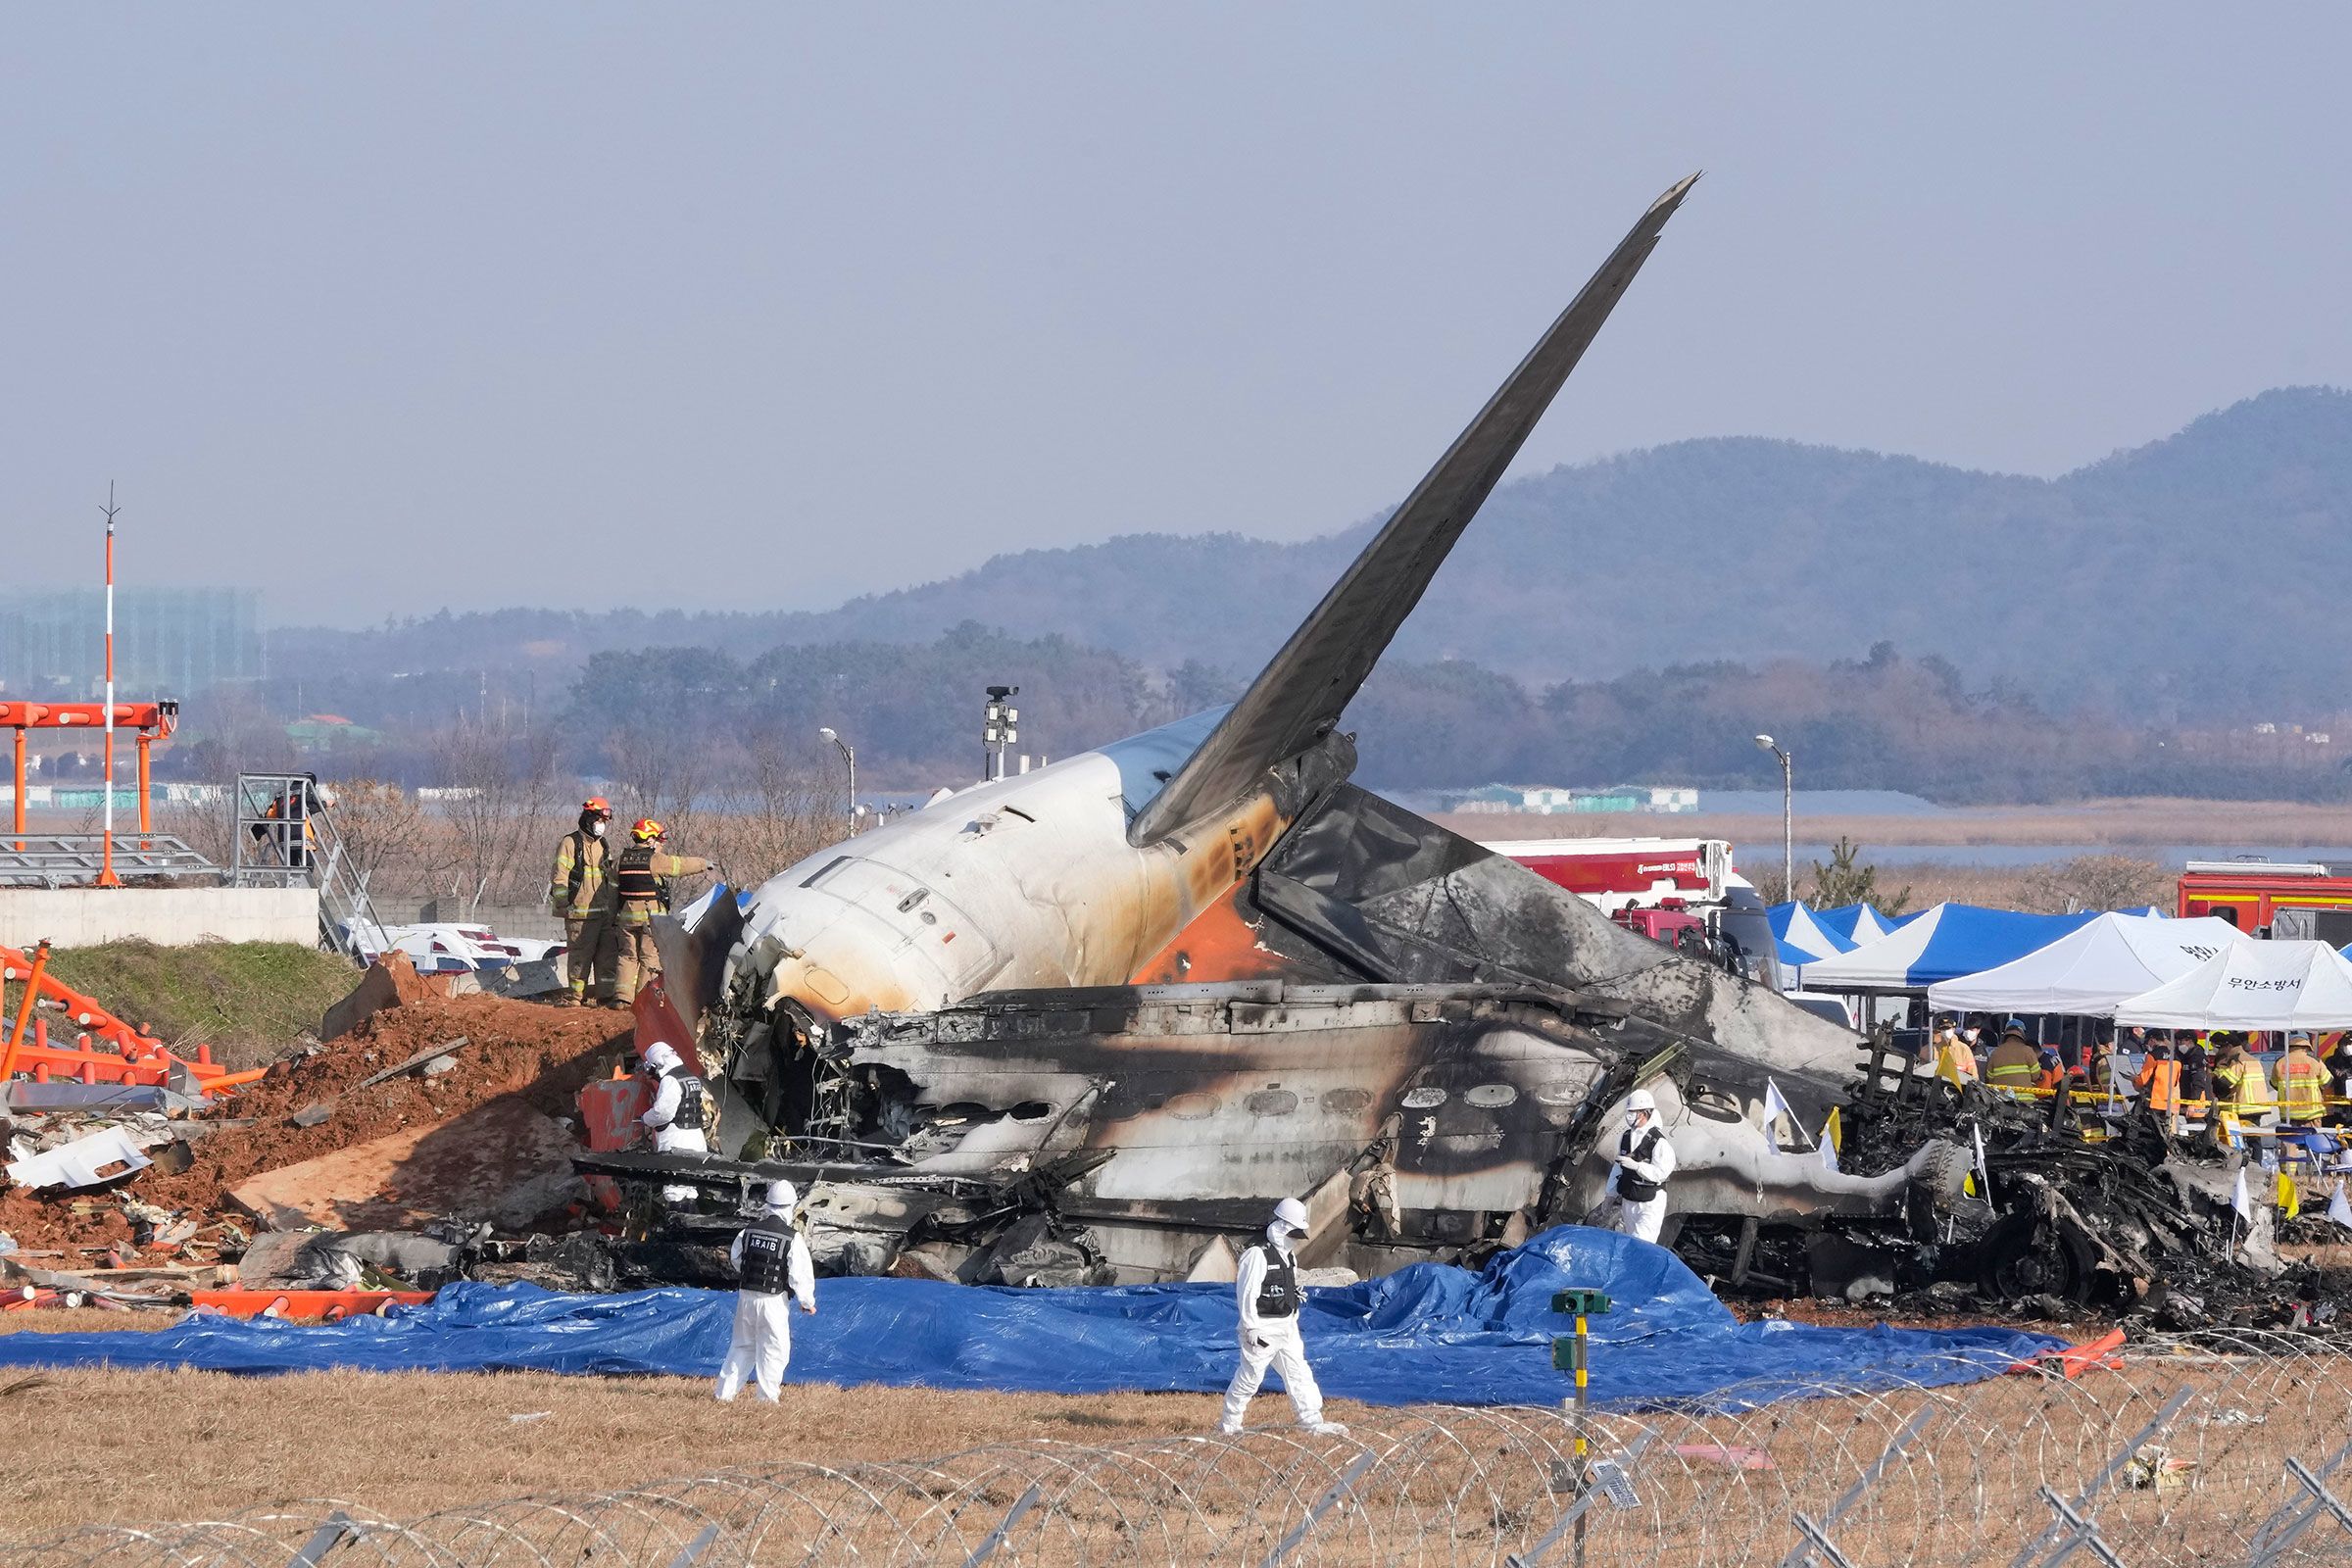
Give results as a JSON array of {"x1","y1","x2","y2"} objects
[
  {"x1": 1240, "y1": 785, "x2": 1861, "y2": 1082},
  {"x1": 1132, "y1": 174, "x2": 1700, "y2": 847}
]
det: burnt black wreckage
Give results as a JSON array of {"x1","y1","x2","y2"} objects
[{"x1": 575, "y1": 175, "x2": 1981, "y2": 1294}]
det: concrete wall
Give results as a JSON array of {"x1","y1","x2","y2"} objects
[{"x1": 0, "y1": 886, "x2": 321, "y2": 950}]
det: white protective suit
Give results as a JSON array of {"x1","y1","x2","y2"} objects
[
  {"x1": 1218, "y1": 1224, "x2": 1330, "y2": 1433},
  {"x1": 1603, "y1": 1115, "x2": 1678, "y2": 1244},
  {"x1": 714, "y1": 1211, "x2": 816, "y2": 1403},
  {"x1": 641, "y1": 1064, "x2": 709, "y2": 1204}
]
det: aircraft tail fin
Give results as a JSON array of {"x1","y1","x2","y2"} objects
[{"x1": 1130, "y1": 173, "x2": 1698, "y2": 846}]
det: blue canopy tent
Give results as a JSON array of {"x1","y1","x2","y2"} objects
[
  {"x1": 1817, "y1": 904, "x2": 1905, "y2": 944},
  {"x1": 1799, "y1": 904, "x2": 2099, "y2": 993},
  {"x1": 1768, "y1": 902, "x2": 1854, "y2": 970}
]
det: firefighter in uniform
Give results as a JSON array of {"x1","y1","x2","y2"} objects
[
  {"x1": 1984, "y1": 1022, "x2": 2041, "y2": 1092},
  {"x1": 715, "y1": 1179, "x2": 816, "y2": 1403},
  {"x1": 612, "y1": 819, "x2": 710, "y2": 1005},
  {"x1": 1605, "y1": 1087, "x2": 1678, "y2": 1243},
  {"x1": 549, "y1": 798, "x2": 618, "y2": 1007},
  {"x1": 637, "y1": 1040, "x2": 710, "y2": 1206},
  {"x1": 1218, "y1": 1197, "x2": 1347, "y2": 1437},
  {"x1": 2276, "y1": 1032, "x2": 2333, "y2": 1125}
]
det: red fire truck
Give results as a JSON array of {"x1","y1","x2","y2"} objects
[
  {"x1": 2177, "y1": 860, "x2": 2352, "y2": 944},
  {"x1": 1481, "y1": 836, "x2": 1785, "y2": 988},
  {"x1": 1482, "y1": 837, "x2": 1730, "y2": 915}
]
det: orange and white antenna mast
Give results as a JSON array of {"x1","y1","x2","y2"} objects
[{"x1": 95, "y1": 483, "x2": 122, "y2": 888}]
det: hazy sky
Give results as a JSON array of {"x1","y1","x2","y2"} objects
[{"x1": 7, "y1": 6, "x2": 2347, "y2": 625}]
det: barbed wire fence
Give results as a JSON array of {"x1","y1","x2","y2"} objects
[{"x1": 11, "y1": 1333, "x2": 2352, "y2": 1567}]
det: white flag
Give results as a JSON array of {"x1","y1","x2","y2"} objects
[
  {"x1": 2328, "y1": 1184, "x2": 2352, "y2": 1234},
  {"x1": 1762, "y1": 1078, "x2": 1798, "y2": 1150},
  {"x1": 1820, "y1": 1132, "x2": 1840, "y2": 1175},
  {"x1": 2231, "y1": 1165, "x2": 2255, "y2": 1222},
  {"x1": 1973, "y1": 1125, "x2": 1992, "y2": 1200}
]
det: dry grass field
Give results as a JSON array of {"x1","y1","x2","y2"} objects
[
  {"x1": 0, "y1": 1353, "x2": 1274, "y2": 1535},
  {"x1": 3, "y1": 1328, "x2": 2346, "y2": 1566},
  {"x1": 1447, "y1": 798, "x2": 2352, "y2": 854}
]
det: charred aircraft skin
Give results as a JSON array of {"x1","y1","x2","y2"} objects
[{"x1": 621, "y1": 174, "x2": 1935, "y2": 1289}]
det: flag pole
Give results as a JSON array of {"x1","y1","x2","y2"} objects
[{"x1": 95, "y1": 484, "x2": 122, "y2": 888}]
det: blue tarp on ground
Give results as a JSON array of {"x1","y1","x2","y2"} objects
[
  {"x1": 0, "y1": 1228, "x2": 2059, "y2": 1410},
  {"x1": 1801, "y1": 904, "x2": 2100, "y2": 992}
]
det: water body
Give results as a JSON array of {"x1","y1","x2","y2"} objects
[
  {"x1": 1698, "y1": 789, "x2": 1948, "y2": 816},
  {"x1": 1772, "y1": 843, "x2": 2352, "y2": 870}
]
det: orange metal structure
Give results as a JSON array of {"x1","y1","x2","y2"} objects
[
  {"x1": 188, "y1": 1289, "x2": 435, "y2": 1321},
  {"x1": 0, "y1": 699, "x2": 178, "y2": 854},
  {"x1": 0, "y1": 942, "x2": 244, "y2": 1096}
]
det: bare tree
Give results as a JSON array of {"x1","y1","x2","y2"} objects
[
  {"x1": 2015, "y1": 855, "x2": 2172, "y2": 915},
  {"x1": 605, "y1": 723, "x2": 708, "y2": 849},
  {"x1": 319, "y1": 777, "x2": 446, "y2": 909},
  {"x1": 430, "y1": 719, "x2": 564, "y2": 913},
  {"x1": 701, "y1": 730, "x2": 837, "y2": 890},
  {"x1": 1747, "y1": 865, "x2": 1799, "y2": 906}
]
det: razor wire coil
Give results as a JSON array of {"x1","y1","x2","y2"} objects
[{"x1": 10, "y1": 1338, "x2": 2352, "y2": 1567}]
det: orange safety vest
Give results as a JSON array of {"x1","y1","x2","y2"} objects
[{"x1": 2136, "y1": 1056, "x2": 2180, "y2": 1113}]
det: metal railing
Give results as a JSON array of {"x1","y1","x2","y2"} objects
[
  {"x1": 10, "y1": 1335, "x2": 2352, "y2": 1565},
  {"x1": 227, "y1": 772, "x2": 383, "y2": 960},
  {"x1": 0, "y1": 831, "x2": 213, "y2": 888}
]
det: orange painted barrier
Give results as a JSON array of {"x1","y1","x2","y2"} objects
[
  {"x1": 189, "y1": 1289, "x2": 434, "y2": 1321},
  {"x1": 2007, "y1": 1325, "x2": 2127, "y2": 1378},
  {"x1": 0, "y1": 944, "x2": 244, "y2": 1098}
]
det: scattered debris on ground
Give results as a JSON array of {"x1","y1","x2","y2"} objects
[
  {"x1": 1682, "y1": 1036, "x2": 2352, "y2": 1336},
  {"x1": 0, "y1": 953, "x2": 629, "y2": 1310}
]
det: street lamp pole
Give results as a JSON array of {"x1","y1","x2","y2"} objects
[
  {"x1": 818, "y1": 727, "x2": 857, "y2": 834},
  {"x1": 983, "y1": 686, "x2": 1019, "y2": 782},
  {"x1": 1754, "y1": 734, "x2": 1792, "y2": 900}
]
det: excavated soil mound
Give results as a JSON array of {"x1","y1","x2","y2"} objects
[{"x1": 1, "y1": 992, "x2": 631, "y2": 1253}]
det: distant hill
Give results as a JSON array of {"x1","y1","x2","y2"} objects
[
  {"x1": 271, "y1": 388, "x2": 2352, "y2": 723},
  {"x1": 733, "y1": 386, "x2": 2352, "y2": 718}
]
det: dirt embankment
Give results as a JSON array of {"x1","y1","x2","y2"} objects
[
  {"x1": 36, "y1": 939, "x2": 362, "y2": 1072},
  {"x1": 0, "y1": 986, "x2": 631, "y2": 1254}
]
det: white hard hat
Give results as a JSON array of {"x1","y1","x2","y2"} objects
[
  {"x1": 642, "y1": 1041, "x2": 681, "y2": 1073},
  {"x1": 1625, "y1": 1088, "x2": 1658, "y2": 1115},
  {"x1": 764, "y1": 1179, "x2": 798, "y2": 1214},
  {"x1": 1272, "y1": 1197, "x2": 1310, "y2": 1234}
]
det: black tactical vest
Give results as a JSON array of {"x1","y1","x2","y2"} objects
[
  {"x1": 614, "y1": 843, "x2": 666, "y2": 906},
  {"x1": 1249, "y1": 1242, "x2": 1298, "y2": 1318},
  {"x1": 667, "y1": 1071, "x2": 707, "y2": 1131},
  {"x1": 738, "y1": 1215, "x2": 796, "y2": 1295},
  {"x1": 1616, "y1": 1127, "x2": 1665, "y2": 1203}
]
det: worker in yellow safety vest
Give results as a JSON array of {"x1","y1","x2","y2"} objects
[
  {"x1": 2213, "y1": 1035, "x2": 2262, "y2": 1118},
  {"x1": 2274, "y1": 1032, "x2": 2333, "y2": 1125},
  {"x1": 1984, "y1": 1021, "x2": 2041, "y2": 1090},
  {"x1": 612, "y1": 818, "x2": 710, "y2": 1006},
  {"x1": 549, "y1": 797, "x2": 619, "y2": 1007}
]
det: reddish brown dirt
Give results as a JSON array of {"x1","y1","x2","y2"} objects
[
  {"x1": 1730, "y1": 1297, "x2": 2085, "y2": 1339},
  {"x1": 1, "y1": 987, "x2": 630, "y2": 1256}
]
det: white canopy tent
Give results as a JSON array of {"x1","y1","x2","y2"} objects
[
  {"x1": 2113, "y1": 940, "x2": 2352, "y2": 1030},
  {"x1": 1926, "y1": 913, "x2": 2248, "y2": 1016}
]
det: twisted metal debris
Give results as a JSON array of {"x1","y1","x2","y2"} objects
[{"x1": 11, "y1": 1335, "x2": 2352, "y2": 1566}]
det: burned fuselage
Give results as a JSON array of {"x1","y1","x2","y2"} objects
[
  {"x1": 784, "y1": 980, "x2": 1954, "y2": 1285},
  {"x1": 614, "y1": 174, "x2": 1955, "y2": 1289}
]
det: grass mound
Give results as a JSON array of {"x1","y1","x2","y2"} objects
[{"x1": 36, "y1": 940, "x2": 358, "y2": 1070}]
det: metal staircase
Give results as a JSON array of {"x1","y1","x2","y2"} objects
[{"x1": 227, "y1": 772, "x2": 386, "y2": 961}]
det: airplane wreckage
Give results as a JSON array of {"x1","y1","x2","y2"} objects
[{"x1": 570, "y1": 175, "x2": 2331, "y2": 1324}]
